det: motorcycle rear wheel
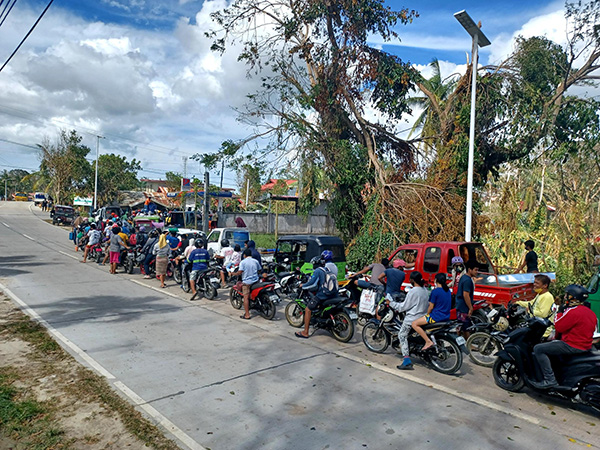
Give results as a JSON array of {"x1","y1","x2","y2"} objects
[
  {"x1": 492, "y1": 358, "x2": 524, "y2": 392},
  {"x1": 331, "y1": 311, "x2": 354, "y2": 343},
  {"x1": 127, "y1": 257, "x2": 135, "y2": 274},
  {"x1": 362, "y1": 322, "x2": 390, "y2": 353},
  {"x1": 467, "y1": 332, "x2": 502, "y2": 367},
  {"x1": 427, "y1": 337, "x2": 462, "y2": 375},
  {"x1": 173, "y1": 267, "x2": 182, "y2": 284},
  {"x1": 205, "y1": 281, "x2": 218, "y2": 300},
  {"x1": 259, "y1": 294, "x2": 276, "y2": 320},
  {"x1": 230, "y1": 287, "x2": 243, "y2": 310},
  {"x1": 471, "y1": 309, "x2": 490, "y2": 325},
  {"x1": 285, "y1": 302, "x2": 304, "y2": 328}
]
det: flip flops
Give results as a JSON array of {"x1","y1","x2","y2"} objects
[
  {"x1": 240, "y1": 315, "x2": 251, "y2": 320},
  {"x1": 295, "y1": 332, "x2": 309, "y2": 339}
]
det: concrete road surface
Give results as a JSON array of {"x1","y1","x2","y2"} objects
[{"x1": 0, "y1": 201, "x2": 598, "y2": 450}]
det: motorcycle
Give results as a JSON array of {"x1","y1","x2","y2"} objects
[
  {"x1": 362, "y1": 304, "x2": 467, "y2": 375},
  {"x1": 230, "y1": 278, "x2": 280, "y2": 320},
  {"x1": 285, "y1": 287, "x2": 356, "y2": 342},
  {"x1": 265, "y1": 261, "x2": 305, "y2": 297},
  {"x1": 185, "y1": 267, "x2": 220, "y2": 299},
  {"x1": 493, "y1": 316, "x2": 600, "y2": 413},
  {"x1": 465, "y1": 303, "x2": 528, "y2": 367}
]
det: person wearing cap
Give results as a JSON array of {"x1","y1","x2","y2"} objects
[{"x1": 378, "y1": 259, "x2": 406, "y2": 299}]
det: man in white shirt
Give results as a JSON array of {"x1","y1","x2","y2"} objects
[{"x1": 82, "y1": 224, "x2": 101, "y2": 263}]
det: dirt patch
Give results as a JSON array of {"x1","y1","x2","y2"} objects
[{"x1": 0, "y1": 294, "x2": 180, "y2": 449}]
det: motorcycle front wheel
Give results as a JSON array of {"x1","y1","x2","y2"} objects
[
  {"x1": 427, "y1": 336, "x2": 463, "y2": 375},
  {"x1": 285, "y1": 302, "x2": 304, "y2": 328},
  {"x1": 205, "y1": 280, "x2": 218, "y2": 300},
  {"x1": 362, "y1": 321, "x2": 390, "y2": 353},
  {"x1": 127, "y1": 257, "x2": 135, "y2": 274},
  {"x1": 467, "y1": 332, "x2": 502, "y2": 367},
  {"x1": 331, "y1": 311, "x2": 354, "y2": 343},
  {"x1": 173, "y1": 266, "x2": 182, "y2": 284},
  {"x1": 259, "y1": 294, "x2": 276, "y2": 320},
  {"x1": 492, "y1": 358, "x2": 524, "y2": 392},
  {"x1": 229, "y1": 287, "x2": 243, "y2": 310}
]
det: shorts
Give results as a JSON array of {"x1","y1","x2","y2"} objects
[
  {"x1": 109, "y1": 251, "x2": 120, "y2": 264},
  {"x1": 242, "y1": 283, "x2": 251, "y2": 296},
  {"x1": 457, "y1": 312, "x2": 472, "y2": 328},
  {"x1": 425, "y1": 315, "x2": 436, "y2": 324},
  {"x1": 190, "y1": 269, "x2": 205, "y2": 282}
]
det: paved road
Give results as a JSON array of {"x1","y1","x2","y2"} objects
[{"x1": 0, "y1": 201, "x2": 597, "y2": 449}]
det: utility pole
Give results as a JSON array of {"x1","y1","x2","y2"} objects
[
  {"x1": 93, "y1": 135, "x2": 104, "y2": 213},
  {"x1": 203, "y1": 171, "x2": 209, "y2": 235},
  {"x1": 245, "y1": 178, "x2": 250, "y2": 210},
  {"x1": 4, "y1": 179, "x2": 7, "y2": 202}
]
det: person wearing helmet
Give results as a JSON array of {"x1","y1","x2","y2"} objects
[
  {"x1": 378, "y1": 259, "x2": 406, "y2": 299},
  {"x1": 531, "y1": 285, "x2": 598, "y2": 389},
  {"x1": 411, "y1": 273, "x2": 452, "y2": 351},
  {"x1": 320, "y1": 250, "x2": 338, "y2": 278},
  {"x1": 448, "y1": 256, "x2": 465, "y2": 288},
  {"x1": 187, "y1": 239, "x2": 210, "y2": 300},
  {"x1": 295, "y1": 256, "x2": 339, "y2": 339},
  {"x1": 385, "y1": 271, "x2": 429, "y2": 370},
  {"x1": 215, "y1": 239, "x2": 235, "y2": 286},
  {"x1": 354, "y1": 257, "x2": 389, "y2": 286}
]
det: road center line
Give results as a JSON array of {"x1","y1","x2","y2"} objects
[
  {"x1": 2, "y1": 222, "x2": 10, "y2": 227},
  {"x1": 0, "y1": 281, "x2": 206, "y2": 450},
  {"x1": 22, "y1": 234, "x2": 34, "y2": 241},
  {"x1": 130, "y1": 279, "x2": 184, "y2": 299}
]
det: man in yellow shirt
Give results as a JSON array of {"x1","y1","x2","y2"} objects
[{"x1": 516, "y1": 274, "x2": 553, "y2": 318}]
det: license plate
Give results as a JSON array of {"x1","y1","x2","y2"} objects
[
  {"x1": 349, "y1": 312, "x2": 358, "y2": 320},
  {"x1": 456, "y1": 336, "x2": 466, "y2": 346},
  {"x1": 269, "y1": 295, "x2": 280, "y2": 303},
  {"x1": 210, "y1": 278, "x2": 219, "y2": 284}
]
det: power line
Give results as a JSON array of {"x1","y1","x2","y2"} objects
[
  {"x1": 0, "y1": 0, "x2": 54, "y2": 73},
  {"x1": 0, "y1": 0, "x2": 17, "y2": 28}
]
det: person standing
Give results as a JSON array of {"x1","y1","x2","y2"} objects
[
  {"x1": 71, "y1": 214, "x2": 84, "y2": 251},
  {"x1": 140, "y1": 230, "x2": 159, "y2": 278},
  {"x1": 386, "y1": 271, "x2": 429, "y2": 370},
  {"x1": 455, "y1": 259, "x2": 479, "y2": 337},
  {"x1": 234, "y1": 249, "x2": 261, "y2": 320},
  {"x1": 109, "y1": 226, "x2": 129, "y2": 274},
  {"x1": 153, "y1": 232, "x2": 172, "y2": 288},
  {"x1": 517, "y1": 240, "x2": 539, "y2": 273}
]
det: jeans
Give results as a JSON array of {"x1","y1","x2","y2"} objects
[
  {"x1": 533, "y1": 340, "x2": 586, "y2": 382},
  {"x1": 398, "y1": 321, "x2": 412, "y2": 357},
  {"x1": 143, "y1": 252, "x2": 153, "y2": 275}
]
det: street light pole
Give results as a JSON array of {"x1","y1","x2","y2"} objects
[
  {"x1": 93, "y1": 135, "x2": 104, "y2": 213},
  {"x1": 454, "y1": 10, "x2": 490, "y2": 242}
]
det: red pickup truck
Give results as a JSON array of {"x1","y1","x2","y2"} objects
[{"x1": 388, "y1": 241, "x2": 537, "y2": 308}]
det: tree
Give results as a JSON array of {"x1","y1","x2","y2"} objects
[
  {"x1": 165, "y1": 171, "x2": 183, "y2": 191},
  {"x1": 237, "y1": 160, "x2": 264, "y2": 208},
  {"x1": 97, "y1": 154, "x2": 142, "y2": 205},
  {"x1": 38, "y1": 130, "x2": 92, "y2": 205}
]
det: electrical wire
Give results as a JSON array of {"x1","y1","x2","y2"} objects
[
  {"x1": 0, "y1": 0, "x2": 17, "y2": 28},
  {"x1": 0, "y1": 0, "x2": 54, "y2": 73},
  {"x1": 0, "y1": 0, "x2": 12, "y2": 24}
]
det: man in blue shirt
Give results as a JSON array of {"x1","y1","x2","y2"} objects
[
  {"x1": 456, "y1": 259, "x2": 478, "y2": 337},
  {"x1": 378, "y1": 259, "x2": 406, "y2": 298},
  {"x1": 166, "y1": 228, "x2": 181, "y2": 251},
  {"x1": 187, "y1": 239, "x2": 210, "y2": 300},
  {"x1": 235, "y1": 249, "x2": 261, "y2": 319}
]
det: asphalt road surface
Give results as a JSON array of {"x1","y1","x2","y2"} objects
[{"x1": 0, "y1": 201, "x2": 598, "y2": 450}]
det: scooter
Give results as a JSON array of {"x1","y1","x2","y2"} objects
[
  {"x1": 230, "y1": 278, "x2": 280, "y2": 320},
  {"x1": 493, "y1": 316, "x2": 600, "y2": 413}
]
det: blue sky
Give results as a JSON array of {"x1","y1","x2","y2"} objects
[{"x1": 0, "y1": 0, "x2": 571, "y2": 188}]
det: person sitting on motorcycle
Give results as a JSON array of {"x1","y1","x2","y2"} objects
[
  {"x1": 141, "y1": 229, "x2": 159, "y2": 279},
  {"x1": 136, "y1": 225, "x2": 148, "y2": 248},
  {"x1": 81, "y1": 223, "x2": 101, "y2": 263},
  {"x1": 378, "y1": 258, "x2": 406, "y2": 300},
  {"x1": 187, "y1": 239, "x2": 210, "y2": 301},
  {"x1": 295, "y1": 256, "x2": 339, "y2": 339},
  {"x1": 385, "y1": 271, "x2": 429, "y2": 370},
  {"x1": 354, "y1": 257, "x2": 389, "y2": 286},
  {"x1": 233, "y1": 248, "x2": 262, "y2": 319},
  {"x1": 411, "y1": 272, "x2": 452, "y2": 351},
  {"x1": 531, "y1": 285, "x2": 598, "y2": 389},
  {"x1": 447, "y1": 256, "x2": 465, "y2": 288},
  {"x1": 515, "y1": 274, "x2": 555, "y2": 339},
  {"x1": 215, "y1": 239, "x2": 235, "y2": 286},
  {"x1": 321, "y1": 250, "x2": 338, "y2": 278},
  {"x1": 166, "y1": 228, "x2": 181, "y2": 250},
  {"x1": 244, "y1": 240, "x2": 262, "y2": 265}
]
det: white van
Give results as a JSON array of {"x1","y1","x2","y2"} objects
[{"x1": 207, "y1": 228, "x2": 251, "y2": 255}]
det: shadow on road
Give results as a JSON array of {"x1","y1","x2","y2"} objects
[
  {"x1": 24, "y1": 293, "x2": 187, "y2": 326},
  {"x1": 0, "y1": 255, "x2": 53, "y2": 277}
]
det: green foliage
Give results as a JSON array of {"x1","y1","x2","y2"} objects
[
  {"x1": 97, "y1": 154, "x2": 142, "y2": 204},
  {"x1": 165, "y1": 171, "x2": 183, "y2": 191}
]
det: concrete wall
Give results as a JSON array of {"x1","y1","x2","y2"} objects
[{"x1": 220, "y1": 212, "x2": 337, "y2": 235}]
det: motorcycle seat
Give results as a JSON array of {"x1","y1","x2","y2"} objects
[
  {"x1": 250, "y1": 281, "x2": 271, "y2": 290},
  {"x1": 321, "y1": 297, "x2": 346, "y2": 307},
  {"x1": 563, "y1": 350, "x2": 600, "y2": 364},
  {"x1": 422, "y1": 321, "x2": 452, "y2": 330},
  {"x1": 277, "y1": 272, "x2": 292, "y2": 278}
]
